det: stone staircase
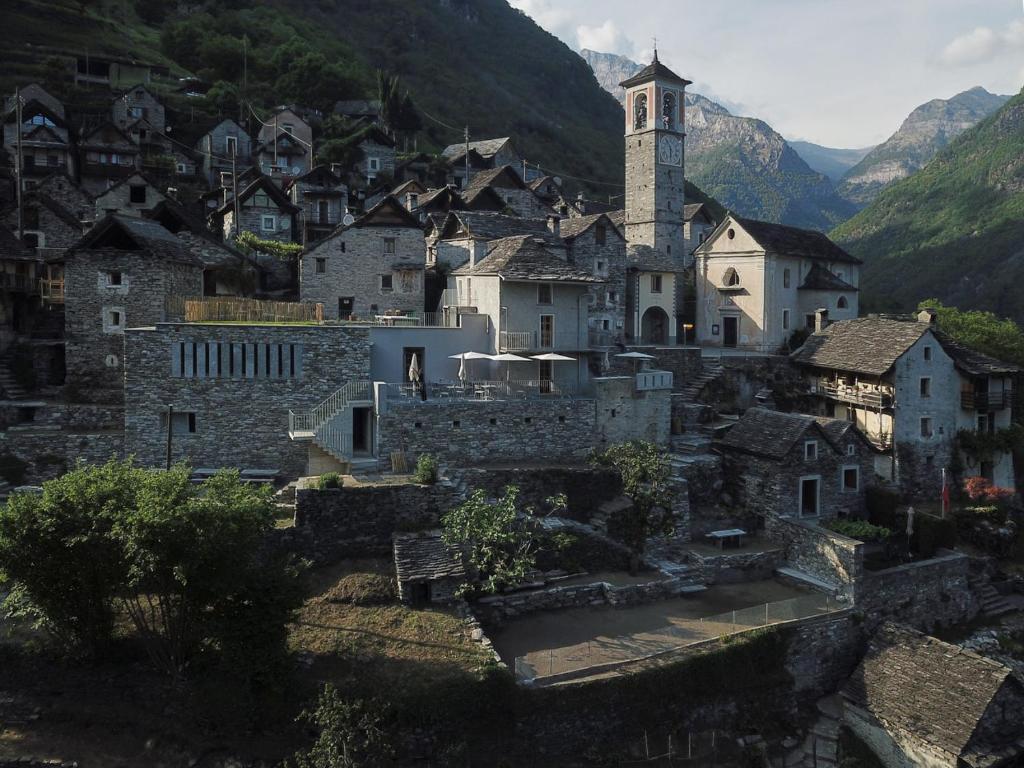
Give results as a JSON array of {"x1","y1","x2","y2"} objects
[
  {"x1": 677, "y1": 362, "x2": 725, "y2": 402},
  {"x1": 970, "y1": 576, "x2": 1017, "y2": 618},
  {"x1": 0, "y1": 356, "x2": 27, "y2": 400},
  {"x1": 785, "y1": 695, "x2": 842, "y2": 768}
]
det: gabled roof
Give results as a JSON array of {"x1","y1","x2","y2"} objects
[
  {"x1": 354, "y1": 125, "x2": 396, "y2": 148},
  {"x1": 791, "y1": 317, "x2": 930, "y2": 377},
  {"x1": 214, "y1": 175, "x2": 300, "y2": 216},
  {"x1": 70, "y1": 214, "x2": 199, "y2": 265},
  {"x1": 80, "y1": 121, "x2": 138, "y2": 149},
  {"x1": 5, "y1": 85, "x2": 64, "y2": 119},
  {"x1": 0, "y1": 225, "x2": 38, "y2": 262},
  {"x1": 6, "y1": 100, "x2": 67, "y2": 129},
  {"x1": 843, "y1": 624, "x2": 1022, "y2": 762},
  {"x1": 439, "y1": 211, "x2": 551, "y2": 242},
  {"x1": 607, "y1": 210, "x2": 626, "y2": 232},
  {"x1": 454, "y1": 235, "x2": 602, "y2": 283},
  {"x1": 798, "y1": 263, "x2": 858, "y2": 292},
  {"x1": 294, "y1": 164, "x2": 345, "y2": 188},
  {"x1": 93, "y1": 171, "x2": 162, "y2": 202},
  {"x1": 716, "y1": 407, "x2": 861, "y2": 459},
  {"x1": 330, "y1": 195, "x2": 421, "y2": 235},
  {"x1": 256, "y1": 132, "x2": 308, "y2": 157},
  {"x1": 413, "y1": 186, "x2": 466, "y2": 213},
  {"x1": 560, "y1": 212, "x2": 623, "y2": 242},
  {"x1": 391, "y1": 179, "x2": 427, "y2": 198},
  {"x1": 22, "y1": 125, "x2": 68, "y2": 145},
  {"x1": 936, "y1": 334, "x2": 1021, "y2": 377},
  {"x1": 114, "y1": 84, "x2": 160, "y2": 103},
  {"x1": 463, "y1": 165, "x2": 528, "y2": 196},
  {"x1": 145, "y1": 199, "x2": 258, "y2": 271},
  {"x1": 620, "y1": 53, "x2": 692, "y2": 89},
  {"x1": 393, "y1": 531, "x2": 466, "y2": 583},
  {"x1": 461, "y1": 184, "x2": 508, "y2": 212},
  {"x1": 696, "y1": 214, "x2": 861, "y2": 265},
  {"x1": 443, "y1": 147, "x2": 490, "y2": 169},
  {"x1": 684, "y1": 203, "x2": 715, "y2": 224},
  {"x1": 529, "y1": 175, "x2": 561, "y2": 194},
  {"x1": 35, "y1": 194, "x2": 85, "y2": 231},
  {"x1": 443, "y1": 137, "x2": 514, "y2": 160}
]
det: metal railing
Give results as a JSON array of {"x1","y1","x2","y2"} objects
[
  {"x1": 814, "y1": 380, "x2": 893, "y2": 409},
  {"x1": 961, "y1": 390, "x2": 1013, "y2": 411},
  {"x1": 438, "y1": 287, "x2": 473, "y2": 308},
  {"x1": 636, "y1": 370, "x2": 673, "y2": 391},
  {"x1": 384, "y1": 379, "x2": 575, "y2": 402},
  {"x1": 288, "y1": 380, "x2": 372, "y2": 435},
  {"x1": 499, "y1": 329, "x2": 586, "y2": 352},
  {"x1": 513, "y1": 592, "x2": 841, "y2": 685},
  {"x1": 500, "y1": 330, "x2": 535, "y2": 352}
]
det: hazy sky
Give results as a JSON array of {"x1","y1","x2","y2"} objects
[{"x1": 510, "y1": 0, "x2": 1024, "y2": 147}]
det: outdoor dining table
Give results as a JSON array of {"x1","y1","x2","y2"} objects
[{"x1": 706, "y1": 528, "x2": 748, "y2": 550}]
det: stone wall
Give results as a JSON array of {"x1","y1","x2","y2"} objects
[
  {"x1": 566, "y1": 225, "x2": 627, "y2": 343},
  {"x1": 292, "y1": 476, "x2": 459, "y2": 561},
  {"x1": 708, "y1": 355, "x2": 812, "y2": 413},
  {"x1": 0, "y1": 428, "x2": 123, "y2": 484},
  {"x1": 64, "y1": 249, "x2": 203, "y2": 396},
  {"x1": 593, "y1": 376, "x2": 671, "y2": 448},
  {"x1": 452, "y1": 465, "x2": 622, "y2": 523},
  {"x1": 691, "y1": 547, "x2": 784, "y2": 585},
  {"x1": 858, "y1": 550, "x2": 977, "y2": 633},
  {"x1": 765, "y1": 516, "x2": 864, "y2": 597},
  {"x1": 123, "y1": 323, "x2": 371, "y2": 478},
  {"x1": 377, "y1": 397, "x2": 596, "y2": 466}
]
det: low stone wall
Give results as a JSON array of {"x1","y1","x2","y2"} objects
[
  {"x1": 604, "y1": 346, "x2": 702, "y2": 390},
  {"x1": 672, "y1": 453, "x2": 722, "y2": 508},
  {"x1": 0, "y1": 428, "x2": 124, "y2": 484},
  {"x1": 765, "y1": 516, "x2": 863, "y2": 597},
  {"x1": 858, "y1": 550, "x2": 976, "y2": 633},
  {"x1": 292, "y1": 477, "x2": 460, "y2": 562},
  {"x1": 691, "y1": 547, "x2": 784, "y2": 585},
  {"x1": 473, "y1": 576, "x2": 685, "y2": 627},
  {"x1": 452, "y1": 465, "x2": 622, "y2": 524},
  {"x1": 377, "y1": 397, "x2": 596, "y2": 466},
  {"x1": 707, "y1": 355, "x2": 812, "y2": 413},
  {"x1": 0, "y1": 761, "x2": 78, "y2": 768}
]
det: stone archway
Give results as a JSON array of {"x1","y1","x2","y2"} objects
[{"x1": 641, "y1": 306, "x2": 669, "y2": 345}]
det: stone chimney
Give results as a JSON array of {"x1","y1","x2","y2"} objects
[
  {"x1": 546, "y1": 214, "x2": 561, "y2": 237},
  {"x1": 917, "y1": 307, "x2": 937, "y2": 325},
  {"x1": 814, "y1": 308, "x2": 830, "y2": 333}
]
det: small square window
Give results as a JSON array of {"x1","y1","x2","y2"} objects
[
  {"x1": 261, "y1": 214, "x2": 276, "y2": 232},
  {"x1": 651, "y1": 274, "x2": 663, "y2": 293},
  {"x1": 161, "y1": 411, "x2": 196, "y2": 435},
  {"x1": 489, "y1": 418, "x2": 497, "y2": 426},
  {"x1": 129, "y1": 185, "x2": 146, "y2": 204},
  {"x1": 804, "y1": 440, "x2": 818, "y2": 461},
  {"x1": 414, "y1": 422, "x2": 423, "y2": 429},
  {"x1": 923, "y1": 346, "x2": 932, "y2": 361},
  {"x1": 315, "y1": 257, "x2": 326, "y2": 274},
  {"x1": 107, "y1": 271, "x2": 123, "y2": 286},
  {"x1": 920, "y1": 377, "x2": 931, "y2": 398},
  {"x1": 524, "y1": 417, "x2": 532, "y2": 424},
  {"x1": 920, "y1": 417, "x2": 933, "y2": 438},
  {"x1": 452, "y1": 420, "x2": 460, "y2": 428},
  {"x1": 380, "y1": 274, "x2": 393, "y2": 292},
  {"x1": 843, "y1": 467, "x2": 859, "y2": 492},
  {"x1": 537, "y1": 284, "x2": 552, "y2": 305},
  {"x1": 383, "y1": 238, "x2": 396, "y2": 255}
]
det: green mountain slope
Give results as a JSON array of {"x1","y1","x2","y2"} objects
[
  {"x1": 789, "y1": 141, "x2": 873, "y2": 182},
  {"x1": 831, "y1": 90, "x2": 1024, "y2": 321}
]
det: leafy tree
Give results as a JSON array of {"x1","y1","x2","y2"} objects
[
  {"x1": 442, "y1": 485, "x2": 563, "y2": 595},
  {"x1": 235, "y1": 231, "x2": 304, "y2": 261},
  {"x1": 290, "y1": 684, "x2": 394, "y2": 768},
  {"x1": 0, "y1": 459, "x2": 134, "y2": 653},
  {"x1": 919, "y1": 299, "x2": 1024, "y2": 368},
  {"x1": 376, "y1": 70, "x2": 401, "y2": 138},
  {"x1": 592, "y1": 441, "x2": 676, "y2": 572}
]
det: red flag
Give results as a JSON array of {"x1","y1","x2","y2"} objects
[{"x1": 941, "y1": 468, "x2": 951, "y2": 518}]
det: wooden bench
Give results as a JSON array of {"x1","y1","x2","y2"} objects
[{"x1": 706, "y1": 528, "x2": 748, "y2": 550}]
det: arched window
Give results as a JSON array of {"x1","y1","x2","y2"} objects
[
  {"x1": 662, "y1": 91, "x2": 676, "y2": 129},
  {"x1": 837, "y1": 296, "x2": 849, "y2": 310},
  {"x1": 633, "y1": 92, "x2": 648, "y2": 130},
  {"x1": 723, "y1": 267, "x2": 740, "y2": 287}
]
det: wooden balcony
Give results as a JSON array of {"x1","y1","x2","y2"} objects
[
  {"x1": 961, "y1": 390, "x2": 1013, "y2": 411},
  {"x1": 814, "y1": 380, "x2": 893, "y2": 409},
  {"x1": 39, "y1": 277, "x2": 65, "y2": 304}
]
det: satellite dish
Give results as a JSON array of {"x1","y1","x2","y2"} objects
[
  {"x1": 291, "y1": 166, "x2": 300, "y2": 174},
  {"x1": 342, "y1": 213, "x2": 355, "y2": 226},
  {"x1": 553, "y1": 176, "x2": 562, "y2": 186}
]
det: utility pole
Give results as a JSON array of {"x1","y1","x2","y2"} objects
[
  {"x1": 464, "y1": 125, "x2": 470, "y2": 189},
  {"x1": 231, "y1": 149, "x2": 240, "y2": 239},
  {"x1": 14, "y1": 88, "x2": 24, "y2": 239},
  {"x1": 165, "y1": 404, "x2": 174, "y2": 470},
  {"x1": 273, "y1": 111, "x2": 278, "y2": 169}
]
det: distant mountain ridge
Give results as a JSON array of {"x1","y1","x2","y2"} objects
[
  {"x1": 788, "y1": 141, "x2": 874, "y2": 182},
  {"x1": 838, "y1": 87, "x2": 1011, "y2": 206},
  {"x1": 832, "y1": 89, "x2": 1024, "y2": 322},
  {"x1": 579, "y1": 49, "x2": 855, "y2": 231}
]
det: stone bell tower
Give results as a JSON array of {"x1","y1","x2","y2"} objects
[{"x1": 620, "y1": 50, "x2": 691, "y2": 267}]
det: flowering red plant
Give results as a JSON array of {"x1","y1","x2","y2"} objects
[{"x1": 963, "y1": 476, "x2": 1014, "y2": 504}]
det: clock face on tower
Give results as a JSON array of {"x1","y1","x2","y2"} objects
[{"x1": 658, "y1": 134, "x2": 683, "y2": 167}]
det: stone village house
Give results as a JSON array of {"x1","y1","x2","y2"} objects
[
  {"x1": 791, "y1": 311, "x2": 1019, "y2": 495},
  {"x1": 559, "y1": 212, "x2": 628, "y2": 348},
  {"x1": 92, "y1": 171, "x2": 166, "y2": 219},
  {"x1": 256, "y1": 107, "x2": 312, "y2": 179},
  {"x1": 716, "y1": 406, "x2": 874, "y2": 521},
  {"x1": 694, "y1": 213, "x2": 861, "y2": 352},
  {"x1": 3, "y1": 95, "x2": 75, "y2": 181},
  {"x1": 300, "y1": 195, "x2": 424, "y2": 320},
  {"x1": 195, "y1": 118, "x2": 252, "y2": 186},
  {"x1": 288, "y1": 165, "x2": 349, "y2": 246},
  {"x1": 210, "y1": 174, "x2": 299, "y2": 244},
  {"x1": 461, "y1": 165, "x2": 553, "y2": 219},
  {"x1": 77, "y1": 122, "x2": 141, "y2": 196}
]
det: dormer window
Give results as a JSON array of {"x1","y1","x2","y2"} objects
[{"x1": 633, "y1": 92, "x2": 648, "y2": 130}]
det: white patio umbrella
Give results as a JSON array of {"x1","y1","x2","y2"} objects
[
  {"x1": 407, "y1": 353, "x2": 421, "y2": 383},
  {"x1": 614, "y1": 350, "x2": 657, "y2": 373},
  {"x1": 491, "y1": 352, "x2": 531, "y2": 381},
  {"x1": 449, "y1": 351, "x2": 491, "y2": 383},
  {"x1": 531, "y1": 352, "x2": 577, "y2": 391}
]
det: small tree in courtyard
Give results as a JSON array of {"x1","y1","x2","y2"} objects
[
  {"x1": 442, "y1": 485, "x2": 563, "y2": 595},
  {"x1": 592, "y1": 441, "x2": 676, "y2": 573},
  {"x1": 290, "y1": 684, "x2": 394, "y2": 768}
]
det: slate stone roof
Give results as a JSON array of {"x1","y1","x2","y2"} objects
[
  {"x1": 0, "y1": 225, "x2": 38, "y2": 262},
  {"x1": 461, "y1": 184, "x2": 512, "y2": 211},
  {"x1": 936, "y1": 333, "x2": 1021, "y2": 377},
  {"x1": 620, "y1": 54, "x2": 693, "y2": 88},
  {"x1": 791, "y1": 317, "x2": 931, "y2": 376},
  {"x1": 214, "y1": 175, "x2": 300, "y2": 216},
  {"x1": 71, "y1": 214, "x2": 200, "y2": 265},
  {"x1": 393, "y1": 531, "x2": 466, "y2": 583},
  {"x1": 559, "y1": 213, "x2": 621, "y2": 242},
  {"x1": 717, "y1": 407, "x2": 856, "y2": 459},
  {"x1": 35, "y1": 194, "x2": 85, "y2": 232},
  {"x1": 607, "y1": 210, "x2": 626, "y2": 232},
  {"x1": 463, "y1": 165, "x2": 528, "y2": 197},
  {"x1": 453, "y1": 235, "x2": 602, "y2": 283},
  {"x1": 440, "y1": 211, "x2": 551, "y2": 242},
  {"x1": 842, "y1": 623, "x2": 1021, "y2": 762},
  {"x1": 705, "y1": 215, "x2": 861, "y2": 265},
  {"x1": 391, "y1": 179, "x2": 427, "y2": 198},
  {"x1": 684, "y1": 203, "x2": 714, "y2": 223},
  {"x1": 442, "y1": 137, "x2": 513, "y2": 160},
  {"x1": 294, "y1": 165, "x2": 344, "y2": 188},
  {"x1": 798, "y1": 263, "x2": 858, "y2": 292}
]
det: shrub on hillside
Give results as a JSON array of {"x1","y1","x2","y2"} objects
[
  {"x1": 318, "y1": 472, "x2": 342, "y2": 490},
  {"x1": 413, "y1": 454, "x2": 438, "y2": 485}
]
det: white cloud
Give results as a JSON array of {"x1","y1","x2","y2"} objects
[
  {"x1": 508, "y1": 0, "x2": 574, "y2": 39},
  {"x1": 940, "y1": 19, "x2": 1024, "y2": 66},
  {"x1": 576, "y1": 20, "x2": 631, "y2": 56}
]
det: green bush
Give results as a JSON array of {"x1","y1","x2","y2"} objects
[
  {"x1": 826, "y1": 519, "x2": 892, "y2": 542},
  {"x1": 866, "y1": 487, "x2": 899, "y2": 528},
  {"x1": 413, "y1": 453, "x2": 438, "y2": 485},
  {"x1": 913, "y1": 514, "x2": 958, "y2": 558},
  {"x1": 318, "y1": 472, "x2": 342, "y2": 490}
]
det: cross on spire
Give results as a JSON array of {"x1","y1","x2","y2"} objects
[{"x1": 652, "y1": 37, "x2": 658, "y2": 62}]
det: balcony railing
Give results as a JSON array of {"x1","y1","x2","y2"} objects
[
  {"x1": 438, "y1": 288, "x2": 473, "y2": 309},
  {"x1": 814, "y1": 381, "x2": 893, "y2": 409},
  {"x1": 961, "y1": 390, "x2": 1013, "y2": 411},
  {"x1": 39, "y1": 277, "x2": 64, "y2": 303},
  {"x1": 384, "y1": 379, "x2": 575, "y2": 402},
  {"x1": 499, "y1": 329, "x2": 586, "y2": 353}
]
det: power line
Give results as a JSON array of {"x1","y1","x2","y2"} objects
[
  {"x1": 417, "y1": 106, "x2": 464, "y2": 135},
  {"x1": 532, "y1": 163, "x2": 625, "y2": 189}
]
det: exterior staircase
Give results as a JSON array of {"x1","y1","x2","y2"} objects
[
  {"x1": 288, "y1": 380, "x2": 372, "y2": 463},
  {"x1": 785, "y1": 695, "x2": 842, "y2": 768},
  {"x1": 970, "y1": 576, "x2": 1017, "y2": 618},
  {"x1": 0, "y1": 356, "x2": 28, "y2": 400},
  {"x1": 678, "y1": 362, "x2": 725, "y2": 403}
]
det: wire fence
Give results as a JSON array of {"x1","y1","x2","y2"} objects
[{"x1": 513, "y1": 592, "x2": 840, "y2": 684}]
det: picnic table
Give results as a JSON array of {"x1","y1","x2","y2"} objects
[{"x1": 705, "y1": 528, "x2": 748, "y2": 550}]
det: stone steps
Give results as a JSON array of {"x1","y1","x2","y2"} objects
[
  {"x1": 971, "y1": 578, "x2": 1017, "y2": 617},
  {"x1": 789, "y1": 694, "x2": 842, "y2": 768},
  {"x1": 0, "y1": 360, "x2": 27, "y2": 400}
]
